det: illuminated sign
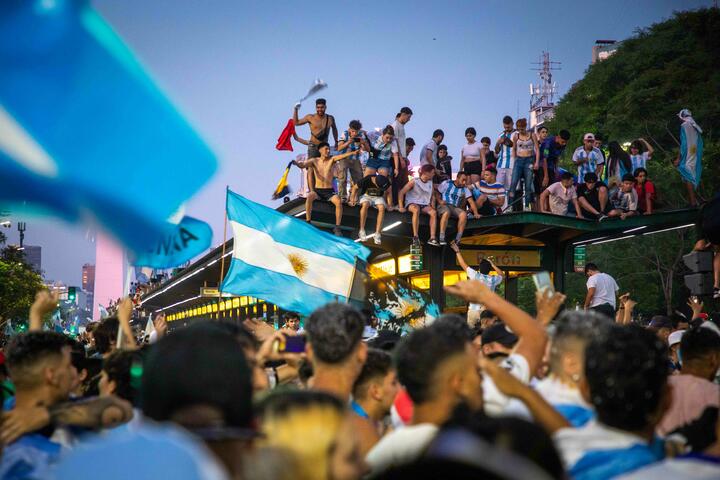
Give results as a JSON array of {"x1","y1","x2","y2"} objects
[{"x1": 458, "y1": 250, "x2": 541, "y2": 268}]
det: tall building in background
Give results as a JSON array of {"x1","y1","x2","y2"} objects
[
  {"x1": 82, "y1": 263, "x2": 96, "y2": 312},
  {"x1": 24, "y1": 245, "x2": 42, "y2": 275},
  {"x1": 82, "y1": 263, "x2": 95, "y2": 291}
]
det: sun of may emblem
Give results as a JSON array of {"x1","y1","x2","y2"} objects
[{"x1": 287, "y1": 253, "x2": 309, "y2": 277}]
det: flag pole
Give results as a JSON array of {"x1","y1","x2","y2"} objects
[{"x1": 218, "y1": 187, "x2": 229, "y2": 303}]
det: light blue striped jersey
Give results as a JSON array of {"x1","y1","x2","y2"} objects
[
  {"x1": 438, "y1": 180, "x2": 472, "y2": 207},
  {"x1": 496, "y1": 130, "x2": 515, "y2": 169},
  {"x1": 630, "y1": 152, "x2": 649, "y2": 173},
  {"x1": 572, "y1": 146, "x2": 605, "y2": 180}
]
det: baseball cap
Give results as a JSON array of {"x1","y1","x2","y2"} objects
[
  {"x1": 375, "y1": 175, "x2": 391, "y2": 190},
  {"x1": 481, "y1": 323, "x2": 518, "y2": 347},
  {"x1": 583, "y1": 133, "x2": 595, "y2": 141},
  {"x1": 668, "y1": 330, "x2": 685, "y2": 348},
  {"x1": 648, "y1": 315, "x2": 673, "y2": 329}
]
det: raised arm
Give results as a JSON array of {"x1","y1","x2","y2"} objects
[
  {"x1": 116, "y1": 297, "x2": 137, "y2": 350},
  {"x1": 639, "y1": 138, "x2": 654, "y2": 157},
  {"x1": 445, "y1": 280, "x2": 548, "y2": 375},
  {"x1": 449, "y1": 242, "x2": 470, "y2": 271},
  {"x1": 293, "y1": 106, "x2": 309, "y2": 126},
  {"x1": 293, "y1": 157, "x2": 315, "y2": 169},
  {"x1": 29, "y1": 290, "x2": 59, "y2": 331}
]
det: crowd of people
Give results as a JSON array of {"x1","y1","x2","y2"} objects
[
  {"x1": 290, "y1": 99, "x2": 666, "y2": 246},
  {"x1": 1, "y1": 266, "x2": 718, "y2": 480}
]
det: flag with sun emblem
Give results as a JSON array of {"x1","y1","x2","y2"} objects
[{"x1": 220, "y1": 189, "x2": 370, "y2": 315}]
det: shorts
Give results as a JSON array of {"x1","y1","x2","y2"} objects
[
  {"x1": 359, "y1": 195, "x2": 386, "y2": 207},
  {"x1": 366, "y1": 156, "x2": 392, "y2": 171},
  {"x1": 407, "y1": 203, "x2": 430, "y2": 210},
  {"x1": 437, "y1": 204, "x2": 466, "y2": 218},
  {"x1": 314, "y1": 188, "x2": 337, "y2": 201},
  {"x1": 477, "y1": 201, "x2": 497, "y2": 216},
  {"x1": 464, "y1": 160, "x2": 483, "y2": 176}
]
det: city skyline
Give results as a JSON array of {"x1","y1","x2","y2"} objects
[{"x1": 3, "y1": 0, "x2": 712, "y2": 286}]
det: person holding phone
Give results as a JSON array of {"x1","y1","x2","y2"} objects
[{"x1": 450, "y1": 243, "x2": 504, "y2": 327}]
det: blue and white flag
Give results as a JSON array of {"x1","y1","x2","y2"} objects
[
  {"x1": 678, "y1": 109, "x2": 703, "y2": 188},
  {"x1": 0, "y1": 1, "x2": 216, "y2": 254},
  {"x1": 221, "y1": 190, "x2": 370, "y2": 316}
]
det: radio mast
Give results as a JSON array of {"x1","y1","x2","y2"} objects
[{"x1": 529, "y1": 51, "x2": 561, "y2": 129}]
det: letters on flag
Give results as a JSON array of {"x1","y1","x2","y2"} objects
[{"x1": 0, "y1": 1, "x2": 216, "y2": 256}]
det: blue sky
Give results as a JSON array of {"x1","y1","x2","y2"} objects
[{"x1": 5, "y1": 0, "x2": 712, "y2": 285}]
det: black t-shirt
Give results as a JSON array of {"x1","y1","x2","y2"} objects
[
  {"x1": 358, "y1": 175, "x2": 389, "y2": 197},
  {"x1": 577, "y1": 182, "x2": 608, "y2": 213}
]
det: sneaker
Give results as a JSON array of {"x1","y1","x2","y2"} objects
[
  {"x1": 333, "y1": 227, "x2": 343, "y2": 237},
  {"x1": 714, "y1": 288, "x2": 720, "y2": 299},
  {"x1": 373, "y1": 233, "x2": 381, "y2": 245},
  {"x1": 439, "y1": 237, "x2": 447, "y2": 245},
  {"x1": 412, "y1": 236, "x2": 420, "y2": 247},
  {"x1": 523, "y1": 204, "x2": 532, "y2": 212},
  {"x1": 427, "y1": 238, "x2": 440, "y2": 247},
  {"x1": 598, "y1": 214, "x2": 608, "y2": 222},
  {"x1": 358, "y1": 229, "x2": 367, "y2": 241}
]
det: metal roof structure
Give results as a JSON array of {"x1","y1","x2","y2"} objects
[{"x1": 141, "y1": 197, "x2": 701, "y2": 313}]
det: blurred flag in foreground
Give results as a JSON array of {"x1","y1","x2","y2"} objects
[
  {"x1": 221, "y1": 189, "x2": 370, "y2": 316},
  {"x1": 271, "y1": 161, "x2": 294, "y2": 200},
  {"x1": 0, "y1": 0, "x2": 216, "y2": 255},
  {"x1": 677, "y1": 108, "x2": 703, "y2": 188}
]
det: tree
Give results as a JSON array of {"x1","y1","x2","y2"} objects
[
  {"x1": 0, "y1": 235, "x2": 44, "y2": 332},
  {"x1": 543, "y1": 8, "x2": 719, "y2": 315}
]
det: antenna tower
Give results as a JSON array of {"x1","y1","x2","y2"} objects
[{"x1": 529, "y1": 51, "x2": 561, "y2": 128}]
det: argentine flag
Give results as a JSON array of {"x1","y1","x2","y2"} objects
[
  {"x1": 221, "y1": 190, "x2": 370, "y2": 316},
  {"x1": 0, "y1": 0, "x2": 216, "y2": 255},
  {"x1": 678, "y1": 115, "x2": 703, "y2": 188}
]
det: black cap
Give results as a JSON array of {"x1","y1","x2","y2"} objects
[
  {"x1": 648, "y1": 315, "x2": 673, "y2": 330},
  {"x1": 375, "y1": 175, "x2": 391, "y2": 190},
  {"x1": 481, "y1": 323, "x2": 518, "y2": 347}
]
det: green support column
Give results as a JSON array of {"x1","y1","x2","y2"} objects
[
  {"x1": 504, "y1": 274, "x2": 518, "y2": 303},
  {"x1": 425, "y1": 244, "x2": 446, "y2": 310}
]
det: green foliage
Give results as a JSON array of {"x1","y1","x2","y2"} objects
[
  {"x1": 542, "y1": 8, "x2": 719, "y2": 314},
  {"x1": 546, "y1": 8, "x2": 720, "y2": 204},
  {"x1": 0, "y1": 237, "x2": 44, "y2": 330}
]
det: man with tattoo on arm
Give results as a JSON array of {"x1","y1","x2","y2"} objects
[
  {"x1": 0, "y1": 332, "x2": 132, "y2": 478},
  {"x1": 293, "y1": 142, "x2": 360, "y2": 236}
]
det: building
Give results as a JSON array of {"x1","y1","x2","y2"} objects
[
  {"x1": 24, "y1": 245, "x2": 42, "y2": 275},
  {"x1": 82, "y1": 263, "x2": 95, "y2": 292},
  {"x1": 592, "y1": 40, "x2": 619, "y2": 64}
]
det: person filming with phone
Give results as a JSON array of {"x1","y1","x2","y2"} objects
[{"x1": 450, "y1": 243, "x2": 504, "y2": 327}]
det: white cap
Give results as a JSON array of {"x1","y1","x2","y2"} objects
[
  {"x1": 583, "y1": 133, "x2": 595, "y2": 141},
  {"x1": 668, "y1": 329, "x2": 685, "y2": 347}
]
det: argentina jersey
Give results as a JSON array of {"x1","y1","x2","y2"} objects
[{"x1": 496, "y1": 131, "x2": 515, "y2": 169}]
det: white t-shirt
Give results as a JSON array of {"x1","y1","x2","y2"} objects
[
  {"x1": 391, "y1": 120, "x2": 407, "y2": 157},
  {"x1": 461, "y1": 142, "x2": 483, "y2": 160},
  {"x1": 465, "y1": 268, "x2": 503, "y2": 311},
  {"x1": 420, "y1": 141, "x2": 437, "y2": 166},
  {"x1": 586, "y1": 272, "x2": 619, "y2": 308},
  {"x1": 405, "y1": 177, "x2": 434, "y2": 206},
  {"x1": 483, "y1": 353, "x2": 531, "y2": 416},
  {"x1": 365, "y1": 423, "x2": 438, "y2": 474}
]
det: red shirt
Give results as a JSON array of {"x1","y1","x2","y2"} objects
[{"x1": 635, "y1": 180, "x2": 655, "y2": 213}]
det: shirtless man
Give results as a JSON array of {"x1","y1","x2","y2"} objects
[
  {"x1": 293, "y1": 142, "x2": 358, "y2": 236},
  {"x1": 293, "y1": 98, "x2": 339, "y2": 159}
]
